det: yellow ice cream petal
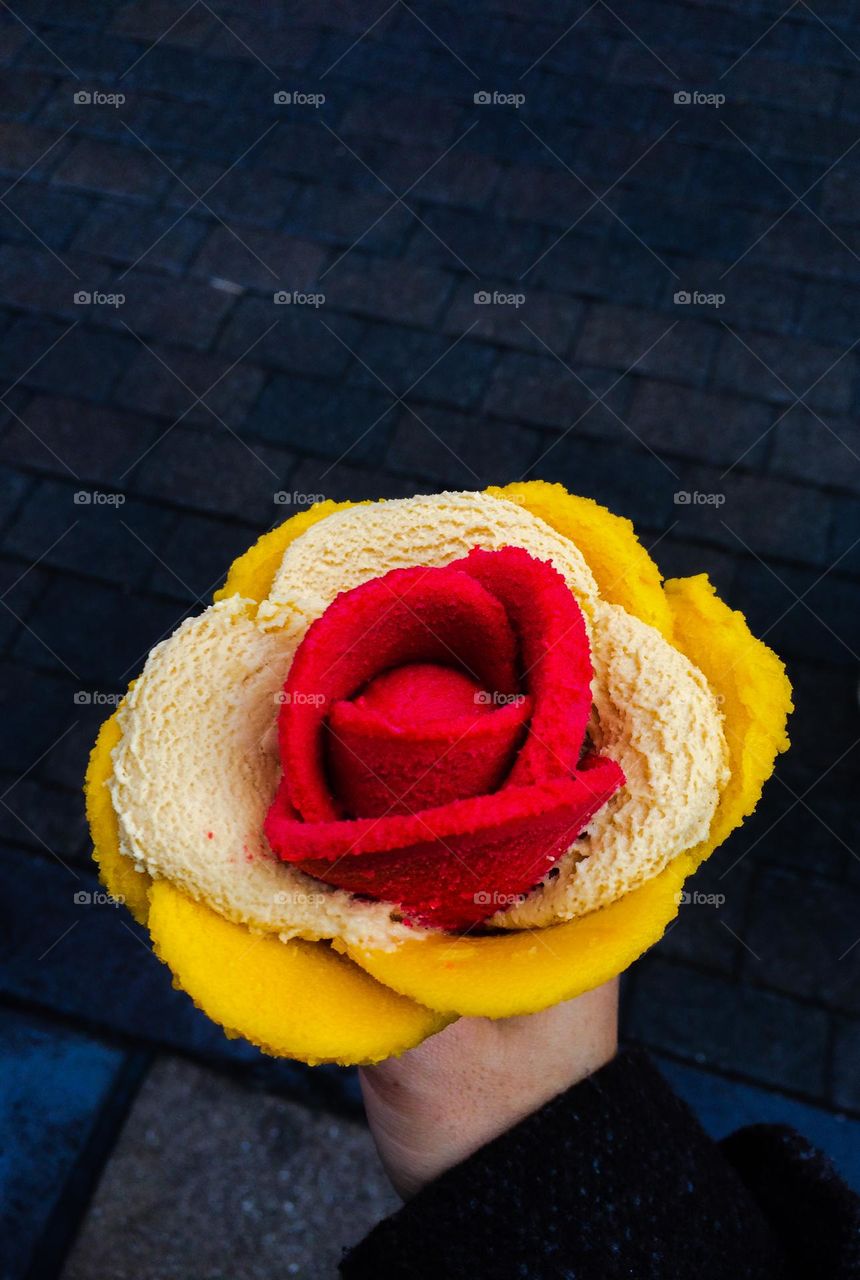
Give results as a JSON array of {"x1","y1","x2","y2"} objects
[
  {"x1": 214, "y1": 499, "x2": 359, "y2": 604},
  {"x1": 84, "y1": 703, "x2": 151, "y2": 925},
  {"x1": 664, "y1": 573, "x2": 792, "y2": 865},
  {"x1": 488, "y1": 480, "x2": 672, "y2": 638},
  {"x1": 346, "y1": 854, "x2": 691, "y2": 1018},
  {"x1": 148, "y1": 880, "x2": 452, "y2": 1065}
]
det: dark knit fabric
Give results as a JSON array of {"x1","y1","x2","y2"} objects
[
  {"x1": 721, "y1": 1125, "x2": 860, "y2": 1280},
  {"x1": 341, "y1": 1048, "x2": 859, "y2": 1279}
]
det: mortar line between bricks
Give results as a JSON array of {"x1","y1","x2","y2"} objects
[
  {"x1": 3, "y1": 494, "x2": 860, "y2": 610},
  {"x1": 11, "y1": 279, "x2": 850, "y2": 397},
  {"x1": 635, "y1": 1040, "x2": 855, "y2": 1121},
  {"x1": 0, "y1": 472, "x2": 268, "y2": 534},
  {"x1": 0, "y1": 540, "x2": 262, "y2": 604},
  {"x1": 638, "y1": 948, "x2": 859, "y2": 1036}
]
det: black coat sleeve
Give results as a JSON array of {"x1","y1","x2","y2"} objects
[{"x1": 341, "y1": 1047, "x2": 859, "y2": 1280}]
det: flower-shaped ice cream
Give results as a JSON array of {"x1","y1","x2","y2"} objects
[
  {"x1": 265, "y1": 545, "x2": 625, "y2": 930},
  {"x1": 85, "y1": 484, "x2": 792, "y2": 1065}
]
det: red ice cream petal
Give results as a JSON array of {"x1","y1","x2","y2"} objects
[
  {"x1": 264, "y1": 755, "x2": 624, "y2": 930},
  {"x1": 327, "y1": 677, "x2": 533, "y2": 818},
  {"x1": 457, "y1": 546, "x2": 593, "y2": 785},
  {"x1": 280, "y1": 564, "x2": 520, "y2": 823}
]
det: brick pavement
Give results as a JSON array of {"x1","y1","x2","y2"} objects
[{"x1": 0, "y1": 1, "x2": 859, "y2": 1274}]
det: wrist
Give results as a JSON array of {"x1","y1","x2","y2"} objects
[{"x1": 361, "y1": 979, "x2": 618, "y2": 1198}]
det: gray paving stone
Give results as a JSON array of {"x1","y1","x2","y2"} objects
[
  {"x1": 289, "y1": 458, "x2": 426, "y2": 504},
  {"x1": 387, "y1": 405, "x2": 537, "y2": 488},
  {"x1": 665, "y1": 259, "x2": 803, "y2": 337},
  {"x1": 714, "y1": 329, "x2": 856, "y2": 413},
  {"x1": 673, "y1": 467, "x2": 834, "y2": 567},
  {"x1": 627, "y1": 381, "x2": 772, "y2": 468},
  {"x1": 781, "y1": 660, "x2": 860, "y2": 783},
  {"x1": 2, "y1": 479, "x2": 174, "y2": 589},
  {"x1": 744, "y1": 868, "x2": 860, "y2": 1013},
  {"x1": 732, "y1": 559, "x2": 860, "y2": 667},
  {"x1": 217, "y1": 298, "x2": 363, "y2": 380},
  {"x1": 731, "y1": 763, "x2": 849, "y2": 883},
  {"x1": 482, "y1": 350, "x2": 631, "y2": 442},
  {"x1": 627, "y1": 956, "x2": 831, "y2": 1099},
  {"x1": 652, "y1": 844, "x2": 752, "y2": 977},
  {"x1": 61, "y1": 1056, "x2": 398, "y2": 1280},
  {"x1": 0, "y1": 395, "x2": 159, "y2": 485},
  {"x1": 443, "y1": 281, "x2": 584, "y2": 354},
  {"x1": 191, "y1": 226, "x2": 328, "y2": 293},
  {"x1": 51, "y1": 139, "x2": 171, "y2": 202},
  {"x1": 132, "y1": 428, "x2": 292, "y2": 524},
  {"x1": 768, "y1": 406, "x2": 860, "y2": 496},
  {"x1": 574, "y1": 303, "x2": 719, "y2": 386},
  {"x1": 70, "y1": 202, "x2": 208, "y2": 274},
  {"x1": 829, "y1": 494, "x2": 860, "y2": 575},
  {"x1": 323, "y1": 255, "x2": 455, "y2": 328},
  {"x1": 537, "y1": 434, "x2": 677, "y2": 531}
]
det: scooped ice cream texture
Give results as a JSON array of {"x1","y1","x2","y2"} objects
[
  {"x1": 108, "y1": 490, "x2": 729, "y2": 949},
  {"x1": 263, "y1": 545, "x2": 625, "y2": 930}
]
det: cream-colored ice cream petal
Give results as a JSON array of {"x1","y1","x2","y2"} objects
[
  {"x1": 108, "y1": 596, "x2": 418, "y2": 951},
  {"x1": 492, "y1": 602, "x2": 728, "y2": 927},
  {"x1": 268, "y1": 490, "x2": 600, "y2": 617}
]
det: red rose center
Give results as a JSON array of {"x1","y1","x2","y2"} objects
[
  {"x1": 326, "y1": 662, "x2": 533, "y2": 819},
  {"x1": 264, "y1": 547, "x2": 625, "y2": 931},
  {"x1": 352, "y1": 662, "x2": 490, "y2": 726}
]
